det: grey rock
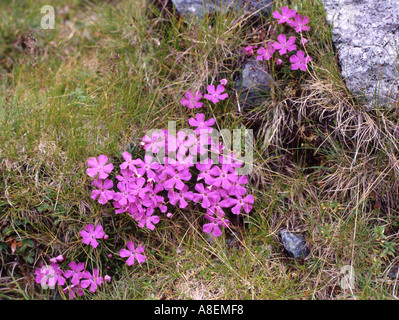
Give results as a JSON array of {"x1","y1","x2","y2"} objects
[
  {"x1": 279, "y1": 229, "x2": 310, "y2": 259},
  {"x1": 322, "y1": 0, "x2": 399, "y2": 107},
  {"x1": 171, "y1": 0, "x2": 273, "y2": 19},
  {"x1": 235, "y1": 59, "x2": 277, "y2": 112}
]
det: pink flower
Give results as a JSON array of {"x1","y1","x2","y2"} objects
[
  {"x1": 244, "y1": 45, "x2": 257, "y2": 56},
  {"x1": 80, "y1": 224, "x2": 106, "y2": 248},
  {"x1": 211, "y1": 164, "x2": 238, "y2": 189},
  {"x1": 91, "y1": 179, "x2": 114, "y2": 205},
  {"x1": 289, "y1": 14, "x2": 311, "y2": 32},
  {"x1": 203, "y1": 213, "x2": 230, "y2": 237},
  {"x1": 116, "y1": 168, "x2": 134, "y2": 183},
  {"x1": 128, "y1": 177, "x2": 148, "y2": 198},
  {"x1": 64, "y1": 261, "x2": 89, "y2": 286},
  {"x1": 162, "y1": 165, "x2": 191, "y2": 190},
  {"x1": 196, "y1": 158, "x2": 221, "y2": 185},
  {"x1": 300, "y1": 37, "x2": 308, "y2": 45},
  {"x1": 176, "y1": 131, "x2": 197, "y2": 155},
  {"x1": 289, "y1": 50, "x2": 312, "y2": 71},
  {"x1": 86, "y1": 155, "x2": 114, "y2": 179},
  {"x1": 225, "y1": 175, "x2": 248, "y2": 197},
  {"x1": 127, "y1": 201, "x2": 145, "y2": 220},
  {"x1": 204, "y1": 84, "x2": 228, "y2": 104},
  {"x1": 272, "y1": 6, "x2": 296, "y2": 24},
  {"x1": 141, "y1": 131, "x2": 165, "y2": 154},
  {"x1": 63, "y1": 284, "x2": 84, "y2": 299},
  {"x1": 220, "y1": 78, "x2": 228, "y2": 86},
  {"x1": 142, "y1": 184, "x2": 164, "y2": 208},
  {"x1": 165, "y1": 131, "x2": 195, "y2": 155},
  {"x1": 207, "y1": 201, "x2": 226, "y2": 217},
  {"x1": 137, "y1": 207, "x2": 160, "y2": 230},
  {"x1": 189, "y1": 133, "x2": 211, "y2": 156},
  {"x1": 256, "y1": 43, "x2": 275, "y2": 61},
  {"x1": 120, "y1": 151, "x2": 137, "y2": 172},
  {"x1": 113, "y1": 181, "x2": 135, "y2": 206},
  {"x1": 209, "y1": 141, "x2": 225, "y2": 159},
  {"x1": 35, "y1": 263, "x2": 65, "y2": 289},
  {"x1": 273, "y1": 34, "x2": 297, "y2": 55},
  {"x1": 119, "y1": 241, "x2": 146, "y2": 266},
  {"x1": 193, "y1": 183, "x2": 219, "y2": 208},
  {"x1": 80, "y1": 269, "x2": 103, "y2": 293},
  {"x1": 49, "y1": 255, "x2": 64, "y2": 263},
  {"x1": 134, "y1": 155, "x2": 161, "y2": 179},
  {"x1": 188, "y1": 113, "x2": 215, "y2": 135},
  {"x1": 168, "y1": 185, "x2": 194, "y2": 209},
  {"x1": 276, "y1": 58, "x2": 283, "y2": 65},
  {"x1": 181, "y1": 90, "x2": 203, "y2": 109},
  {"x1": 177, "y1": 132, "x2": 202, "y2": 157},
  {"x1": 113, "y1": 201, "x2": 129, "y2": 214},
  {"x1": 220, "y1": 194, "x2": 254, "y2": 215},
  {"x1": 104, "y1": 275, "x2": 111, "y2": 283},
  {"x1": 176, "y1": 152, "x2": 195, "y2": 167}
]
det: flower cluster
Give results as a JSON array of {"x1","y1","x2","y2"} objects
[
  {"x1": 35, "y1": 55, "x2": 254, "y2": 300},
  {"x1": 244, "y1": 6, "x2": 312, "y2": 71},
  {"x1": 87, "y1": 79, "x2": 253, "y2": 240},
  {"x1": 34, "y1": 255, "x2": 111, "y2": 299},
  {"x1": 181, "y1": 81, "x2": 228, "y2": 108},
  {"x1": 35, "y1": 217, "x2": 141, "y2": 298}
]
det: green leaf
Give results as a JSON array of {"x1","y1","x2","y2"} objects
[
  {"x1": 0, "y1": 243, "x2": 7, "y2": 252},
  {"x1": 37, "y1": 203, "x2": 51, "y2": 212}
]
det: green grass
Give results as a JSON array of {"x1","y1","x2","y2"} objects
[{"x1": 1, "y1": 0, "x2": 399, "y2": 300}]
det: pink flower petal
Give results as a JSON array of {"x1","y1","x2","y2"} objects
[
  {"x1": 203, "y1": 223, "x2": 213, "y2": 234},
  {"x1": 86, "y1": 167, "x2": 98, "y2": 177},
  {"x1": 90, "y1": 190, "x2": 101, "y2": 200},
  {"x1": 135, "y1": 253, "x2": 146, "y2": 264},
  {"x1": 97, "y1": 155, "x2": 108, "y2": 166},
  {"x1": 126, "y1": 255, "x2": 135, "y2": 266},
  {"x1": 126, "y1": 241, "x2": 135, "y2": 252},
  {"x1": 206, "y1": 84, "x2": 215, "y2": 94},
  {"x1": 213, "y1": 225, "x2": 222, "y2": 237},
  {"x1": 87, "y1": 158, "x2": 98, "y2": 168},
  {"x1": 119, "y1": 249, "x2": 131, "y2": 258},
  {"x1": 277, "y1": 34, "x2": 286, "y2": 43},
  {"x1": 90, "y1": 238, "x2": 99, "y2": 248},
  {"x1": 103, "y1": 163, "x2": 114, "y2": 173}
]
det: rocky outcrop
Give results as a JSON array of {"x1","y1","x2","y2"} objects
[{"x1": 323, "y1": 0, "x2": 399, "y2": 107}]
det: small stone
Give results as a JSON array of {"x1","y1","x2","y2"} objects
[
  {"x1": 279, "y1": 229, "x2": 310, "y2": 259},
  {"x1": 235, "y1": 59, "x2": 277, "y2": 112},
  {"x1": 387, "y1": 265, "x2": 399, "y2": 279}
]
